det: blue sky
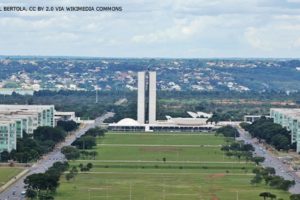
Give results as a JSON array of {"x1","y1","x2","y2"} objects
[{"x1": 1, "y1": 0, "x2": 300, "y2": 58}]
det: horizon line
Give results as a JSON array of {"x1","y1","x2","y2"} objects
[{"x1": 0, "y1": 54, "x2": 300, "y2": 60}]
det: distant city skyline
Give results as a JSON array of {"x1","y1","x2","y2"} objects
[{"x1": 1, "y1": 0, "x2": 300, "y2": 58}]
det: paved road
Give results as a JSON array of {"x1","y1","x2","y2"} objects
[
  {"x1": 0, "y1": 112, "x2": 114, "y2": 200},
  {"x1": 236, "y1": 126, "x2": 300, "y2": 194}
]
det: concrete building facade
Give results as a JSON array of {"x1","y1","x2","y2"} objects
[
  {"x1": 0, "y1": 120, "x2": 17, "y2": 152},
  {"x1": 148, "y1": 71, "x2": 156, "y2": 124},
  {"x1": 270, "y1": 108, "x2": 300, "y2": 152},
  {"x1": 0, "y1": 105, "x2": 55, "y2": 152},
  {"x1": 137, "y1": 72, "x2": 146, "y2": 124}
]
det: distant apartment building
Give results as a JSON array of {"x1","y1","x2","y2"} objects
[{"x1": 270, "y1": 108, "x2": 300, "y2": 152}]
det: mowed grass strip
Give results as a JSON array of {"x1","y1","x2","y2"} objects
[
  {"x1": 0, "y1": 167, "x2": 24, "y2": 186},
  {"x1": 55, "y1": 172, "x2": 290, "y2": 200},
  {"x1": 89, "y1": 145, "x2": 234, "y2": 162},
  {"x1": 98, "y1": 133, "x2": 230, "y2": 146}
]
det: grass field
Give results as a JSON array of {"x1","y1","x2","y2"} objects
[
  {"x1": 0, "y1": 167, "x2": 23, "y2": 186},
  {"x1": 55, "y1": 133, "x2": 291, "y2": 200}
]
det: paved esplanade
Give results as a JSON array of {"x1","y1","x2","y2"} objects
[
  {"x1": 0, "y1": 112, "x2": 114, "y2": 200},
  {"x1": 236, "y1": 126, "x2": 300, "y2": 194}
]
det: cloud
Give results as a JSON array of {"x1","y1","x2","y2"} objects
[{"x1": 1, "y1": 0, "x2": 300, "y2": 57}]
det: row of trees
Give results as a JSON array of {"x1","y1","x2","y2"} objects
[
  {"x1": 24, "y1": 162, "x2": 69, "y2": 200},
  {"x1": 216, "y1": 125, "x2": 240, "y2": 138},
  {"x1": 62, "y1": 128, "x2": 106, "y2": 160},
  {"x1": 241, "y1": 117, "x2": 295, "y2": 151},
  {"x1": 71, "y1": 127, "x2": 106, "y2": 150},
  {"x1": 57, "y1": 120, "x2": 79, "y2": 132},
  {"x1": 65, "y1": 163, "x2": 94, "y2": 181},
  {"x1": 221, "y1": 141, "x2": 265, "y2": 164},
  {"x1": 217, "y1": 126, "x2": 296, "y2": 197},
  {"x1": 0, "y1": 126, "x2": 68, "y2": 163},
  {"x1": 252, "y1": 167, "x2": 295, "y2": 191}
]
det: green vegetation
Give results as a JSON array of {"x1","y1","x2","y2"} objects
[
  {"x1": 0, "y1": 167, "x2": 23, "y2": 186},
  {"x1": 1, "y1": 90, "x2": 299, "y2": 122},
  {"x1": 241, "y1": 117, "x2": 295, "y2": 151},
  {"x1": 57, "y1": 120, "x2": 79, "y2": 132},
  {"x1": 217, "y1": 125, "x2": 240, "y2": 138},
  {"x1": 70, "y1": 127, "x2": 107, "y2": 150},
  {"x1": 24, "y1": 162, "x2": 69, "y2": 200},
  {"x1": 97, "y1": 132, "x2": 226, "y2": 145},
  {"x1": 2, "y1": 127, "x2": 69, "y2": 163},
  {"x1": 252, "y1": 167, "x2": 295, "y2": 191},
  {"x1": 61, "y1": 146, "x2": 80, "y2": 160},
  {"x1": 72, "y1": 136, "x2": 96, "y2": 150},
  {"x1": 55, "y1": 133, "x2": 291, "y2": 200}
]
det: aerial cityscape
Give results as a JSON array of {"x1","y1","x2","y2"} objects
[{"x1": 2, "y1": 0, "x2": 300, "y2": 199}]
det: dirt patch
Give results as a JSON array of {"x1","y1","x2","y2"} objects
[
  {"x1": 139, "y1": 146, "x2": 182, "y2": 153},
  {"x1": 211, "y1": 194, "x2": 219, "y2": 200},
  {"x1": 207, "y1": 173, "x2": 225, "y2": 180}
]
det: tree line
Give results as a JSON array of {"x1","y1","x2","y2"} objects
[
  {"x1": 0, "y1": 120, "x2": 79, "y2": 163},
  {"x1": 24, "y1": 161, "x2": 69, "y2": 200},
  {"x1": 241, "y1": 117, "x2": 295, "y2": 151}
]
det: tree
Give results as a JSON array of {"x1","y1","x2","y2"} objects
[
  {"x1": 279, "y1": 180, "x2": 295, "y2": 191},
  {"x1": 162, "y1": 157, "x2": 166, "y2": 163},
  {"x1": 0, "y1": 151, "x2": 10, "y2": 162},
  {"x1": 216, "y1": 126, "x2": 239, "y2": 138},
  {"x1": 33, "y1": 126, "x2": 66, "y2": 143},
  {"x1": 290, "y1": 194, "x2": 300, "y2": 200},
  {"x1": 86, "y1": 127, "x2": 107, "y2": 137},
  {"x1": 271, "y1": 134, "x2": 290, "y2": 150},
  {"x1": 259, "y1": 192, "x2": 271, "y2": 200},
  {"x1": 251, "y1": 174, "x2": 263, "y2": 185},
  {"x1": 24, "y1": 161, "x2": 68, "y2": 198},
  {"x1": 87, "y1": 163, "x2": 93, "y2": 170},
  {"x1": 61, "y1": 146, "x2": 80, "y2": 160},
  {"x1": 269, "y1": 193, "x2": 277, "y2": 200},
  {"x1": 264, "y1": 167, "x2": 276, "y2": 176},
  {"x1": 57, "y1": 120, "x2": 79, "y2": 132},
  {"x1": 72, "y1": 136, "x2": 96, "y2": 149},
  {"x1": 26, "y1": 188, "x2": 37, "y2": 199},
  {"x1": 242, "y1": 117, "x2": 293, "y2": 151},
  {"x1": 252, "y1": 156, "x2": 265, "y2": 165},
  {"x1": 65, "y1": 173, "x2": 74, "y2": 181}
]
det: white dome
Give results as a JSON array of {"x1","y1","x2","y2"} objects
[{"x1": 116, "y1": 118, "x2": 140, "y2": 126}]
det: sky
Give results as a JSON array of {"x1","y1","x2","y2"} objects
[{"x1": 1, "y1": 0, "x2": 300, "y2": 58}]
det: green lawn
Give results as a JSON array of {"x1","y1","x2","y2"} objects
[
  {"x1": 55, "y1": 132, "x2": 291, "y2": 200},
  {"x1": 91, "y1": 146, "x2": 234, "y2": 162},
  {"x1": 0, "y1": 167, "x2": 23, "y2": 186},
  {"x1": 56, "y1": 172, "x2": 290, "y2": 200},
  {"x1": 98, "y1": 133, "x2": 228, "y2": 145}
]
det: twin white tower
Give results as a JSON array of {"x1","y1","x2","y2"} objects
[{"x1": 137, "y1": 71, "x2": 156, "y2": 124}]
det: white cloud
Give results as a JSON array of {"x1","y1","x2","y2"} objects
[{"x1": 1, "y1": 0, "x2": 300, "y2": 57}]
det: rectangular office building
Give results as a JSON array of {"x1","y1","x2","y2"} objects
[
  {"x1": 0, "y1": 105, "x2": 55, "y2": 152},
  {"x1": 270, "y1": 108, "x2": 300, "y2": 152}
]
